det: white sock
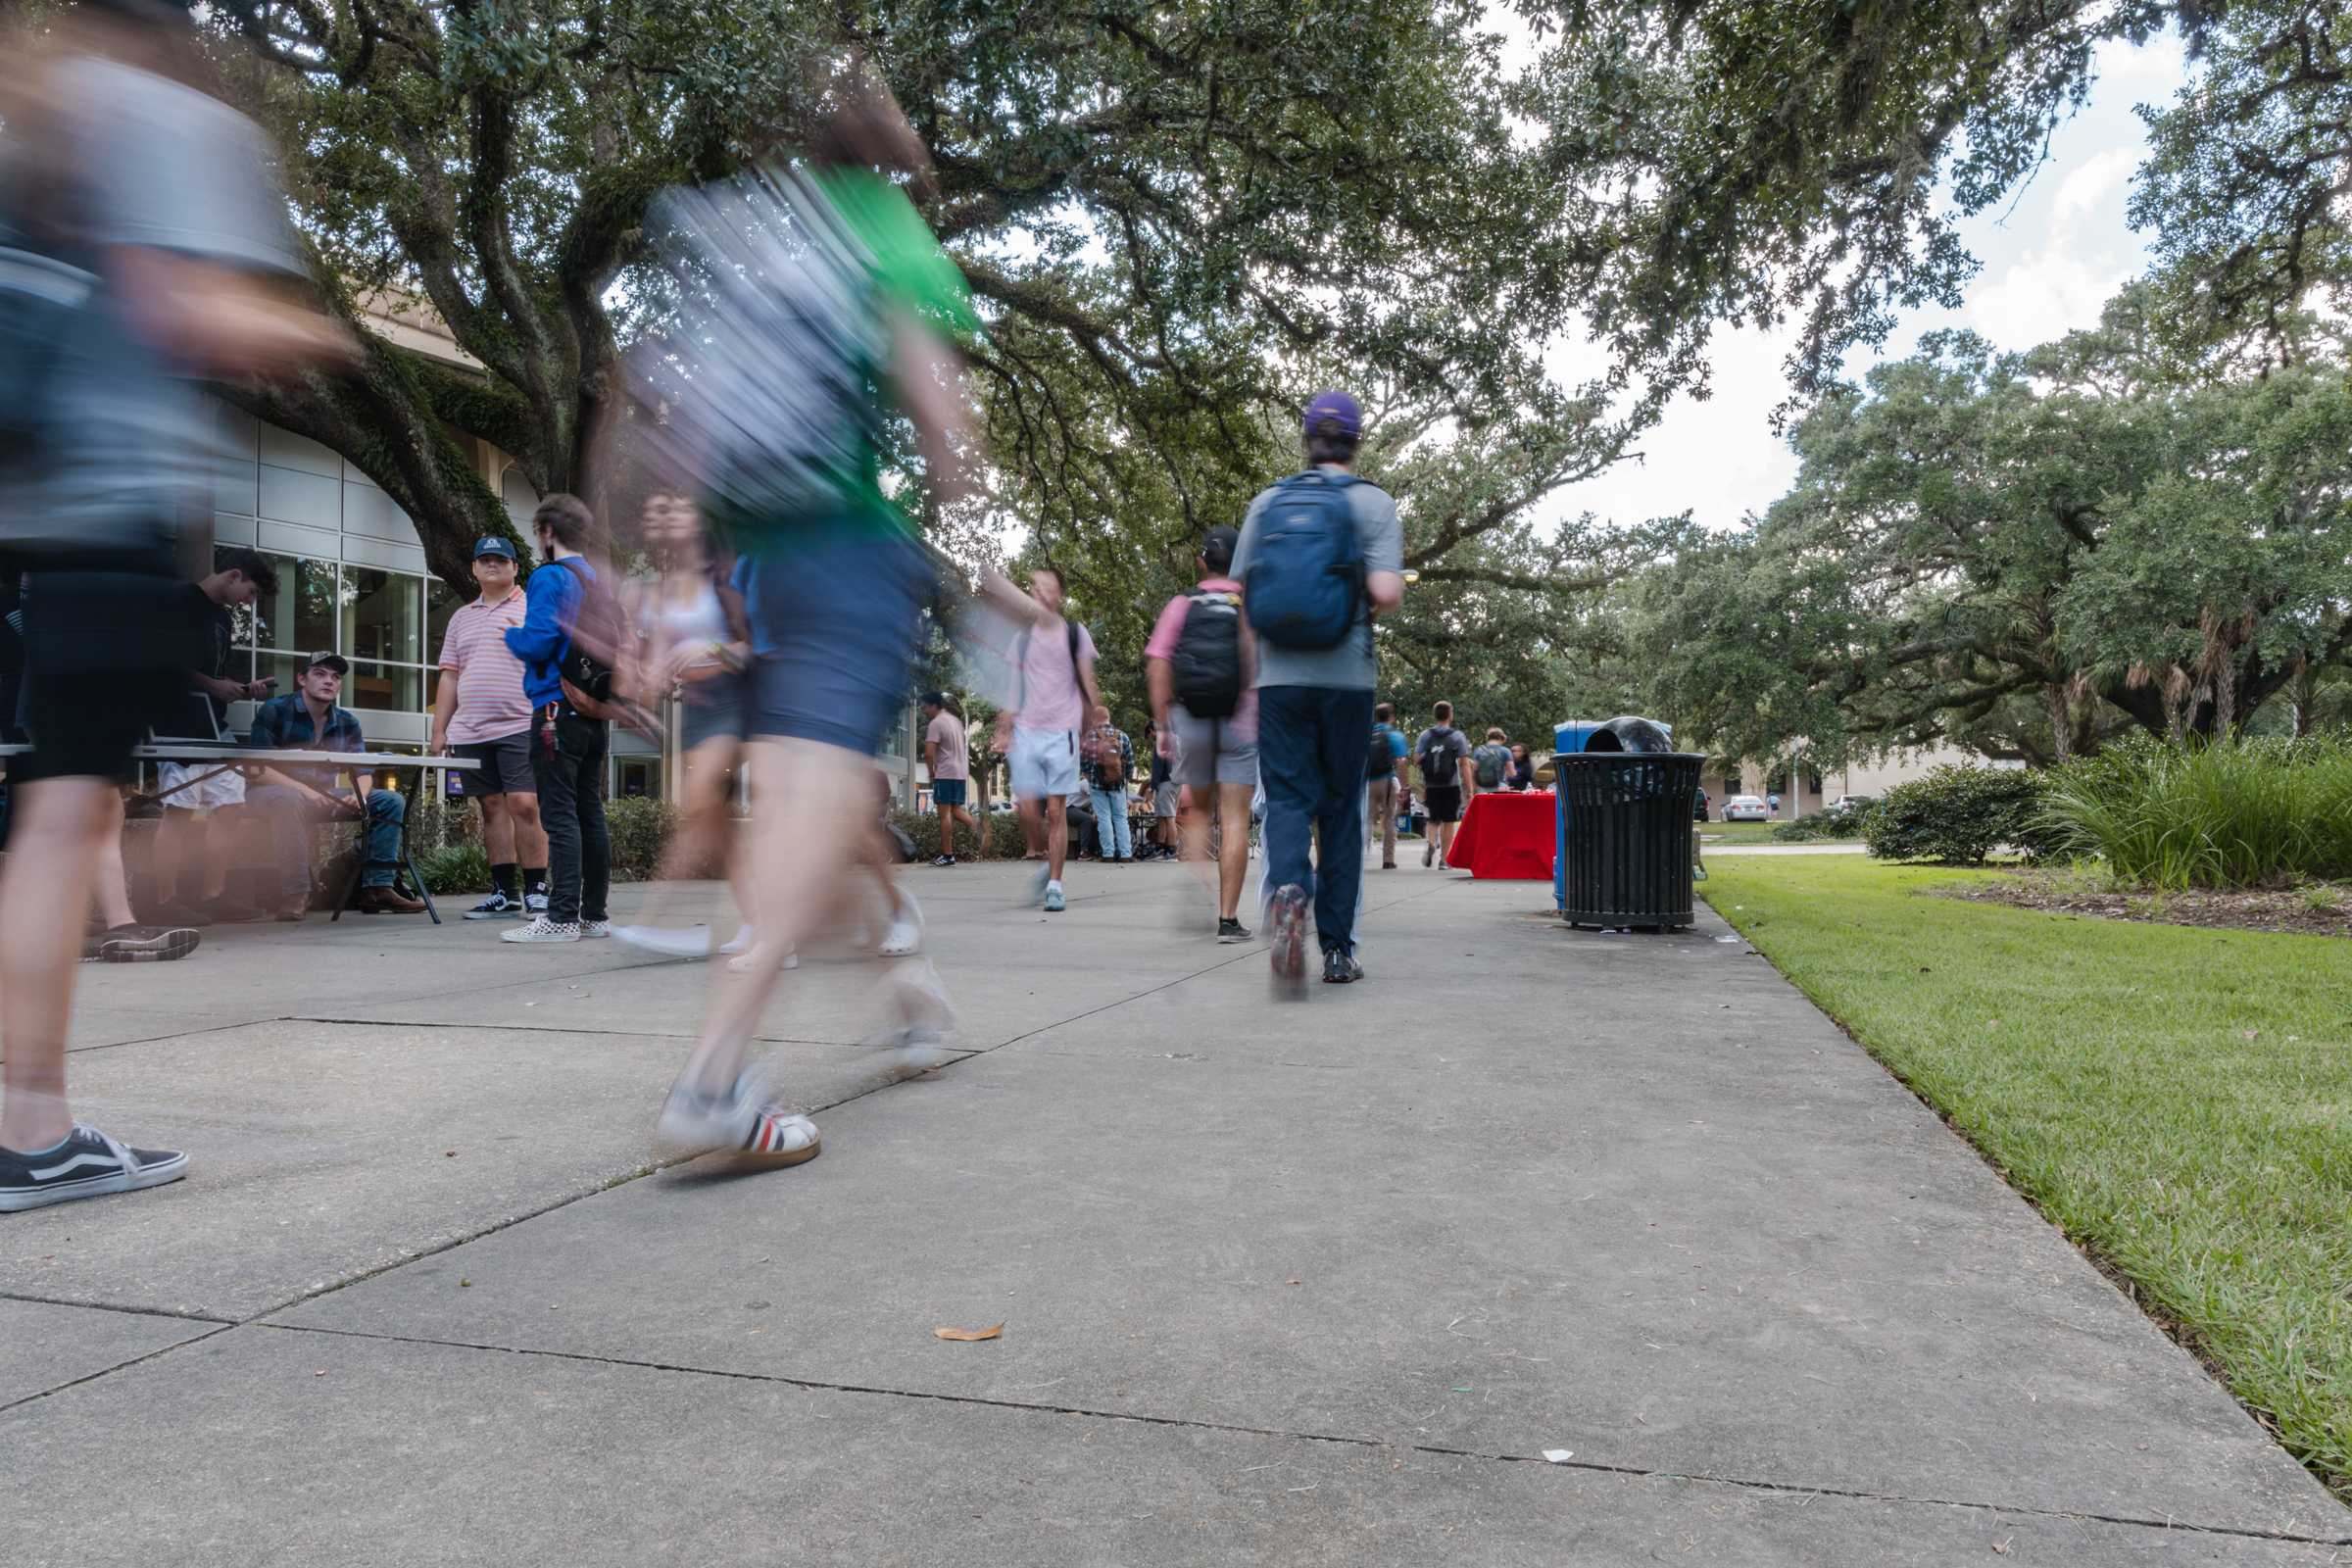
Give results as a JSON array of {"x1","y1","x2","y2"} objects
[{"x1": 1047, "y1": 879, "x2": 1062, "y2": 894}]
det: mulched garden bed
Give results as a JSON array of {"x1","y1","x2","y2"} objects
[{"x1": 1938, "y1": 871, "x2": 2352, "y2": 939}]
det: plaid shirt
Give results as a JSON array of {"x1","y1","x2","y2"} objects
[{"x1": 248, "y1": 694, "x2": 368, "y2": 788}]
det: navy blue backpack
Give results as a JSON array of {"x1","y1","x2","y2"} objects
[{"x1": 1242, "y1": 470, "x2": 1365, "y2": 650}]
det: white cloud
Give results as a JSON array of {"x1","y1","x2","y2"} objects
[
  {"x1": 1965, "y1": 246, "x2": 2137, "y2": 350},
  {"x1": 2052, "y1": 145, "x2": 2138, "y2": 227}
]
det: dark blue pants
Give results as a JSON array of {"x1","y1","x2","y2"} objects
[{"x1": 1256, "y1": 685, "x2": 1374, "y2": 956}]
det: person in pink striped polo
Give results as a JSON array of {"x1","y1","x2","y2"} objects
[{"x1": 429, "y1": 535, "x2": 548, "y2": 918}]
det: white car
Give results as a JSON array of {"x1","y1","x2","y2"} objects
[
  {"x1": 1827, "y1": 794, "x2": 1879, "y2": 815},
  {"x1": 1721, "y1": 794, "x2": 1769, "y2": 822}
]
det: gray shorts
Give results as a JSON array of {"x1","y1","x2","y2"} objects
[
  {"x1": 1168, "y1": 703, "x2": 1257, "y2": 790},
  {"x1": 1153, "y1": 781, "x2": 1180, "y2": 819}
]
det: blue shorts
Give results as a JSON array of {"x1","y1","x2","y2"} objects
[
  {"x1": 932, "y1": 777, "x2": 967, "y2": 807},
  {"x1": 742, "y1": 532, "x2": 931, "y2": 756}
]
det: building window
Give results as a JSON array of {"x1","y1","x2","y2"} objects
[{"x1": 224, "y1": 545, "x2": 433, "y2": 722}]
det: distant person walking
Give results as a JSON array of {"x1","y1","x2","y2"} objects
[
  {"x1": 1414, "y1": 702, "x2": 1470, "y2": 867},
  {"x1": 1147, "y1": 524, "x2": 1256, "y2": 937},
  {"x1": 1000, "y1": 567, "x2": 1102, "y2": 912},
  {"x1": 923, "y1": 692, "x2": 974, "y2": 865},
  {"x1": 1364, "y1": 701, "x2": 1407, "y2": 870},
  {"x1": 431, "y1": 534, "x2": 546, "y2": 920},
  {"x1": 1234, "y1": 390, "x2": 1404, "y2": 987}
]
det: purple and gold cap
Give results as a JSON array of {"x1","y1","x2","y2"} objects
[{"x1": 1303, "y1": 390, "x2": 1362, "y2": 441}]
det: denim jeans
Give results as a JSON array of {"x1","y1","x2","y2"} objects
[
  {"x1": 529, "y1": 703, "x2": 609, "y2": 923},
  {"x1": 1088, "y1": 785, "x2": 1132, "y2": 858},
  {"x1": 1255, "y1": 685, "x2": 1374, "y2": 955},
  {"x1": 248, "y1": 783, "x2": 407, "y2": 894}
]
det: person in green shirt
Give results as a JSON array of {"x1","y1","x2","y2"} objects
[{"x1": 635, "y1": 63, "x2": 977, "y2": 1171}]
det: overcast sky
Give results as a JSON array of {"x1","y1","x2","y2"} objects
[{"x1": 1540, "y1": 33, "x2": 2190, "y2": 536}]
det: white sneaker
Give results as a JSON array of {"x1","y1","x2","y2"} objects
[
  {"x1": 580, "y1": 919, "x2": 612, "y2": 939},
  {"x1": 877, "y1": 893, "x2": 923, "y2": 956},
  {"x1": 613, "y1": 924, "x2": 715, "y2": 957},
  {"x1": 501, "y1": 916, "x2": 579, "y2": 944},
  {"x1": 725, "y1": 943, "x2": 799, "y2": 975},
  {"x1": 861, "y1": 958, "x2": 957, "y2": 1066},
  {"x1": 654, "y1": 1074, "x2": 819, "y2": 1167},
  {"x1": 717, "y1": 925, "x2": 755, "y2": 956}
]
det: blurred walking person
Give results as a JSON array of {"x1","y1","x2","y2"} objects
[
  {"x1": 613, "y1": 493, "x2": 760, "y2": 957},
  {"x1": 0, "y1": 1, "x2": 349, "y2": 1208},
  {"x1": 998, "y1": 566, "x2": 1102, "y2": 912},
  {"x1": 629, "y1": 62, "x2": 979, "y2": 1167},
  {"x1": 1147, "y1": 524, "x2": 1256, "y2": 938}
]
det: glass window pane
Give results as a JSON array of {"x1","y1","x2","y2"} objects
[
  {"x1": 426, "y1": 578, "x2": 461, "y2": 661},
  {"x1": 346, "y1": 661, "x2": 419, "y2": 714},
  {"x1": 245, "y1": 554, "x2": 334, "y2": 653},
  {"x1": 253, "y1": 652, "x2": 304, "y2": 708},
  {"x1": 342, "y1": 569, "x2": 421, "y2": 664}
]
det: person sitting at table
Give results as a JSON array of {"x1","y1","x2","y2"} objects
[
  {"x1": 1506, "y1": 742, "x2": 1537, "y2": 791},
  {"x1": 244, "y1": 652, "x2": 422, "y2": 918}
]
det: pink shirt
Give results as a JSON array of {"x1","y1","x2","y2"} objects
[
  {"x1": 925, "y1": 710, "x2": 968, "y2": 780},
  {"x1": 1015, "y1": 617, "x2": 1098, "y2": 736},
  {"x1": 1147, "y1": 578, "x2": 1256, "y2": 729},
  {"x1": 436, "y1": 592, "x2": 533, "y2": 744}
]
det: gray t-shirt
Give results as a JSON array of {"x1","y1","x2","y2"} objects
[
  {"x1": 4, "y1": 59, "x2": 305, "y2": 560},
  {"x1": 1230, "y1": 467, "x2": 1403, "y2": 691},
  {"x1": 1415, "y1": 725, "x2": 1471, "y2": 788}
]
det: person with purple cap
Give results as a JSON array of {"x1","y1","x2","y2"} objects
[{"x1": 1229, "y1": 390, "x2": 1406, "y2": 989}]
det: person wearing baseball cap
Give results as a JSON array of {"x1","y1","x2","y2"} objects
[
  {"x1": 431, "y1": 532, "x2": 548, "y2": 920},
  {"x1": 1228, "y1": 389, "x2": 1406, "y2": 988},
  {"x1": 244, "y1": 652, "x2": 423, "y2": 919}
]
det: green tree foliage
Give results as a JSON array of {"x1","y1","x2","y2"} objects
[{"x1": 1634, "y1": 301, "x2": 2352, "y2": 764}]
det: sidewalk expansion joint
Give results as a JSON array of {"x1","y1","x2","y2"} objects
[
  {"x1": 0, "y1": 1321, "x2": 236, "y2": 1418},
  {"x1": 245, "y1": 1319, "x2": 2352, "y2": 1547},
  {"x1": 0, "y1": 1289, "x2": 237, "y2": 1326}
]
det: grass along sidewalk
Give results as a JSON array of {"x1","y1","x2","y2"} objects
[{"x1": 1699, "y1": 855, "x2": 2352, "y2": 1501}]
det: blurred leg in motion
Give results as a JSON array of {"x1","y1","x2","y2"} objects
[
  {"x1": 679, "y1": 737, "x2": 868, "y2": 1096},
  {"x1": 1, "y1": 778, "x2": 116, "y2": 1152}
]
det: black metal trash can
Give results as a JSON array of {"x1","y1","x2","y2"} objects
[{"x1": 1557, "y1": 751, "x2": 1703, "y2": 930}]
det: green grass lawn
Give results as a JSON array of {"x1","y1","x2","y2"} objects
[{"x1": 1700, "y1": 856, "x2": 2352, "y2": 1499}]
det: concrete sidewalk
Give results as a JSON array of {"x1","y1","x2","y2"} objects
[{"x1": 6, "y1": 858, "x2": 2345, "y2": 1564}]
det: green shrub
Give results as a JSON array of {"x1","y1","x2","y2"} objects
[
  {"x1": 889, "y1": 805, "x2": 1040, "y2": 861},
  {"x1": 605, "y1": 796, "x2": 678, "y2": 881},
  {"x1": 1773, "y1": 807, "x2": 1876, "y2": 843},
  {"x1": 1865, "y1": 765, "x2": 2049, "y2": 864},
  {"x1": 414, "y1": 843, "x2": 492, "y2": 896},
  {"x1": 2036, "y1": 734, "x2": 2352, "y2": 890}
]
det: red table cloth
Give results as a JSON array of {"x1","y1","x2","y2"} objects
[{"x1": 1445, "y1": 790, "x2": 1556, "y2": 879}]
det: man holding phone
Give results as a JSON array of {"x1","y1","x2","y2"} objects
[
  {"x1": 148, "y1": 550, "x2": 280, "y2": 923},
  {"x1": 244, "y1": 653, "x2": 422, "y2": 918}
]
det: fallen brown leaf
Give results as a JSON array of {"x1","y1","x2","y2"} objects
[{"x1": 933, "y1": 1323, "x2": 1004, "y2": 1342}]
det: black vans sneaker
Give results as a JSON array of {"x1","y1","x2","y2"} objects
[
  {"x1": 95, "y1": 924, "x2": 201, "y2": 963},
  {"x1": 463, "y1": 890, "x2": 517, "y2": 920},
  {"x1": 0, "y1": 1124, "x2": 189, "y2": 1211}
]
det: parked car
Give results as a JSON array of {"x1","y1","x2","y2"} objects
[
  {"x1": 1721, "y1": 794, "x2": 1769, "y2": 822},
  {"x1": 1693, "y1": 788, "x2": 1709, "y2": 822},
  {"x1": 1826, "y1": 794, "x2": 1880, "y2": 815}
]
